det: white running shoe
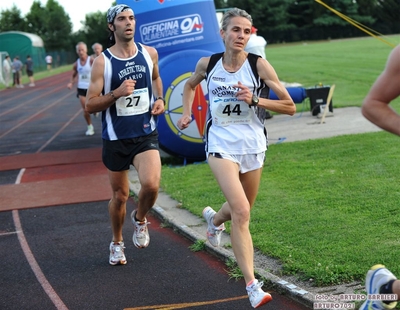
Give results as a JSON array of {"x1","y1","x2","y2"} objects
[
  {"x1": 131, "y1": 210, "x2": 150, "y2": 248},
  {"x1": 85, "y1": 124, "x2": 94, "y2": 136},
  {"x1": 359, "y1": 264, "x2": 398, "y2": 310},
  {"x1": 246, "y1": 279, "x2": 272, "y2": 308},
  {"x1": 203, "y1": 206, "x2": 225, "y2": 247},
  {"x1": 109, "y1": 241, "x2": 127, "y2": 265}
]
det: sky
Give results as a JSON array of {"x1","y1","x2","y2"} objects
[{"x1": 0, "y1": 0, "x2": 114, "y2": 32}]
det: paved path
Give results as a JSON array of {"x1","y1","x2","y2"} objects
[{"x1": 266, "y1": 104, "x2": 381, "y2": 144}]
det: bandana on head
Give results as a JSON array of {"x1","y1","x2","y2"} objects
[{"x1": 107, "y1": 4, "x2": 134, "y2": 23}]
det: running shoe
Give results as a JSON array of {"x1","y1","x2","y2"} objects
[
  {"x1": 203, "y1": 206, "x2": 225, "y2": 247},
  {"x1": 131, "y1": 210, "x2": 150, "y2": 248},
  {"x1": 359, "y1": 264, "x2": 398, "y2": 310},
  {"x1": 247, "y1": 279, "x2": 272, "y2": 308},
  {"x1": 109, "y1": 241, "x2": 127, "y2": 265},
  {"x1": 85, "y1": 124, "x2": 94, "y2": 136}
]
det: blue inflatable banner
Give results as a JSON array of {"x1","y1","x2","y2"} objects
[
  {"x1": 117, "y1": 0, "x2": 224, "y2": 161},
  {"x1": 115, "y1": 0, "x2": 307, "y2": 160}
]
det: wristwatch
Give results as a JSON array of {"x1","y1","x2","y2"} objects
[
  {"x1": 156, "y1": 96, "x2": 165, "y2": 105},
  {"x1": 250, "y1": 95, "x2": 259, "y2": 107}
]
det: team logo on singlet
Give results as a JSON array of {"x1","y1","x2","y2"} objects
[
  {"x1": 118, "y1": 63, "x2": 146, "y2": 80},
  {"x1": 212, "y1": 76, "x2": 225, "y2": 82},
  {"x1": 164, "y1": 72, "x2": 208, "y2": 143},
  {"x1": 211, "y1": 85, "x2": 239, "y2": 97}
]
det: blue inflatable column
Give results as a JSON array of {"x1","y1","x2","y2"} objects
[{"x1": 118, "y1": 0, "x2": 224, "y2": 161}]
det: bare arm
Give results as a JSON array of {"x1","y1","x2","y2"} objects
[
  {"x1": 361, "y1": 45, "x2": 400, "y2": 136},
  {"x1": 177, "y1": 56, "x2": 209, "y2": 130},
  {"x1": 145, "y1": 45, "x2": 165, "y2": 116},
  {"x1": 254, "y1": 58, "x2": 296, "y2": 115},
  {"x1": 67, "y1": 62, "x2": 78, "y2": 89},
  {"x1": 85, "y1": 55, "x2": 136, "y2": 114}
]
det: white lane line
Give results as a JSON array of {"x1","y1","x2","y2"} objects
[
  {"x1": 0, "y1": 230, "x2": 21, "y2": 236},
  {"x1": 36, "y1": 107, "x2": 82, "y2": 153},
  {"x1": 13, "y1": 168, "x2": 68, "y2": 310},
  {"x1": 0, "y1": 91, "x2": 72, "y2": 139}
]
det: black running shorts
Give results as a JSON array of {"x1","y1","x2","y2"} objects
[
  {"x1": 102, "y1": 130, "x2": 160, "y2": 171},
  {"x1": 77, "y1": 88, "x2": 87, "y2": 98}
]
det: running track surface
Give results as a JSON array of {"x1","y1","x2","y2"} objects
[{"x1": 0, "y1": 73, "x2": 311, "y2": 309}]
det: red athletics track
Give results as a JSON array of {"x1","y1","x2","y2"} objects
[
  {"x1": 0, "y1": 71, "x2": 110, "y2": 211},
  {"x1": 0, "y1": 73, "x2": 311, "y2": 309}
]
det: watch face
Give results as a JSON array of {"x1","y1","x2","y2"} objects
[{"x1": 252, "y1": 95, "x2": 259, "y2": 105}]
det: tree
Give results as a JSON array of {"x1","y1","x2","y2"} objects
[
  {"x1": 75, "y1": 11, "x2": 110, "y2": 50},
  {"x1": 213, "y1": 0, "x2": 229, "y2": 9},
  {"x1": 261, "y1": 0, "x2": 295, "y2": 31},
  {"x1": 25, "y1": 1, "x2": 47, "y2": 37},
  {"x1": 288, "y1": 0, "x2": 315, "y2": 29},
  {"x1": 356, "y1": 0, "x2": 377, "y2": 16},
  {"x1": 225, "y1": 0, "x2": 295, "y2": 34},
  {"x1": 0, "y1": 5, "x2": 27, "y2": 32},
  {"x1": 42, "y1": 0, "x2": 73, "y2": 51},
  {"x1": 313, "y1": 0, "x2": 374, "y2": 27},
  {"x1": 375, "y1": 0, "x2": 400, "y2": 33}
]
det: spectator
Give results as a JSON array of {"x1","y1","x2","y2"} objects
[
  {"x1": 12, "y1": 56, "x2": 23, "y2": 88},
  {"x1": 45, "y1": 55, "x2": 53, "y2": 70},
  {"x1": 245, "y1": 26, "x2": 272, "y2": 119},
  {"x1": 25, "y1": 55, "x2": 35, "y2": 87},
  {"x1": 2, "y1": 55, "x2": 12, "y2": 88},
  {"x1": 245, "y1": 26, "x2": 267, "y2": 59}
]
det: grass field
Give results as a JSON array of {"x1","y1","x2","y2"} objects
[
  {"x1": 267, "y1": 34, "x2": 400, "y2": 108},
  {"x1": 0, "y1": 65, "x2": 72, "y2": 91}
]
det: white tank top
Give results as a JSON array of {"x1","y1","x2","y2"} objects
[
  {"x1": 205, "y1": 58, "x2": 267, "y2": 155},
  {"x1": 77, "y1": 57, "x2": 91, "y2": 90}
]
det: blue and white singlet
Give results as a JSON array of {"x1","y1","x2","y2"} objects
[{"x1": 101, "y1": 43, "x2": 156, "y2": 141}]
